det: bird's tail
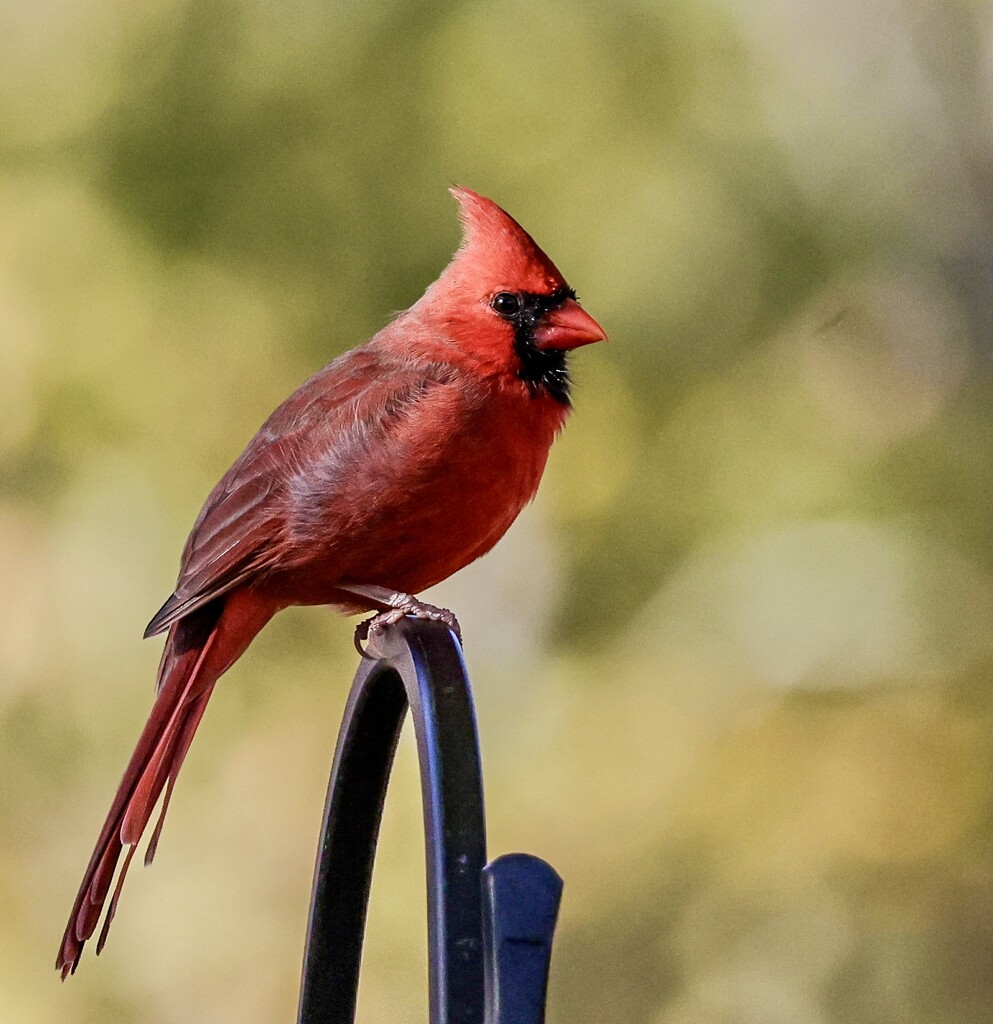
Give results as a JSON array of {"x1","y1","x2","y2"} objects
[{"x1": 56, "y1": 593, "x2": 271, "y2": 978}]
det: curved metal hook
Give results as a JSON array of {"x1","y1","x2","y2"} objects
[
  {"x1": 297, "y1": 617, "x2": 562, "y2": 1024},
  {"x1": 298, "y1": 618, "x2": 486, "y2": 1024}
]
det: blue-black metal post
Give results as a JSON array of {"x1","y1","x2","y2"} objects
[
  {"x1": 297, "y1": 616, "x2": 564, "y2": 1024},
  {"x1": 297, "y1": 617, "x2": 487, "y2": 1024},
  {"x1": 482, "y1": 854, "x2": 563, "y2": 1024}
]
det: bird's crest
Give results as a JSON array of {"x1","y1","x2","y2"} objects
[{"x1": 446, "y1": 186, "x2": 567, "y2": 296}]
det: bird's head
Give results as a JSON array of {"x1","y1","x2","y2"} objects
[{"x1": 411, "y1": 187, "x2": 606, "y2": 404}]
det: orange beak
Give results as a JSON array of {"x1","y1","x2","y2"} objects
[{"x1": 533, "y1": 298, "x2": 607, "y2": 351}]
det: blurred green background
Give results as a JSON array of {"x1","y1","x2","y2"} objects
[{"x1": 3, "y1": 0, "x2": 993, "y2": 1021}]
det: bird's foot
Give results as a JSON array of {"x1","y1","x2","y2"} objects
[{"x1": 353, "y1": 591, "x2": 462, "y2": 658}]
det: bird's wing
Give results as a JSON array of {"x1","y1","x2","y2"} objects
[
  {"x1": 143, "y1": 442, "x2": 288, "y2": 637},
  {"x1": 143, "y1": 345, "x2": 412, "y2": 637}
]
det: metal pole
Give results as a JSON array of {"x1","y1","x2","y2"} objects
[{"x1": 297, "y1": 617, "x2": 562, "y2": 1024}]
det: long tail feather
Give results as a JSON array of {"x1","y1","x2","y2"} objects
[
  {"x1": 145, "y1": 687, "x2": 213, "y2": 866},
  {"x1": 57, "y1": 603, "x2": 223, "y2": 977},
  {"x1": 57, "y1": 589, "x2": 274, "y2": 977}
]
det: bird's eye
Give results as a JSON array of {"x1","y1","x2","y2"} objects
[{"x1": 491, "y1": 292, "x2": 522, "y2": 317}]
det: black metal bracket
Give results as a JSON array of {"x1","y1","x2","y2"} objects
[{"x1": 297, "y1": 617, "x2": 563, "y2": 1024}]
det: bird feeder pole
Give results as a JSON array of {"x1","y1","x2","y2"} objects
[{"x1": 297, "y1": 617, "x2": 563, "y2": 1024}]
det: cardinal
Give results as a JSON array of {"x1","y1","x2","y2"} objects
[{"x1": 56, "y1": 186, "x2": 605, "y2": 977}]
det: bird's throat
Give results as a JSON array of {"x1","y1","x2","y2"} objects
[{"x1": 515, "y1": 338, "x2": 570, "y2": 405}]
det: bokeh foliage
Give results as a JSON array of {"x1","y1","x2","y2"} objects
[{"x1": 2, "y1": 1, "x2": 993, "y2": 1021}]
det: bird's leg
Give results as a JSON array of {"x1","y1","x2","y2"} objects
[{"x1": 339, "y1": 583, "x2": 462, "y2": 657}]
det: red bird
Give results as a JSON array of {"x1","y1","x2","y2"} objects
[{"x1": 56, "y1": 186, "x2": 605, "y2": 977}]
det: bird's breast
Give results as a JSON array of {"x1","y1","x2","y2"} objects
[{"x1": 283, "y1": 376, "x2": 567, "y2": 601}]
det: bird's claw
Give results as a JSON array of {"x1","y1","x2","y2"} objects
[{"x1": 354, "y1": 596, "x2": 462, "y2": 659}]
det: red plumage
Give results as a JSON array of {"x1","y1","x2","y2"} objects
[{"x1": 57, "y1": 186, "x2": 605, "y2": 977}]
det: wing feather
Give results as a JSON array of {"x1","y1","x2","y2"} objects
[
  {"x1": 144, "y1": 343, "x2": 461, "y2": 637},
  {"x1": 145, "y1": 347, "x2": 388, "y2": 636}
]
